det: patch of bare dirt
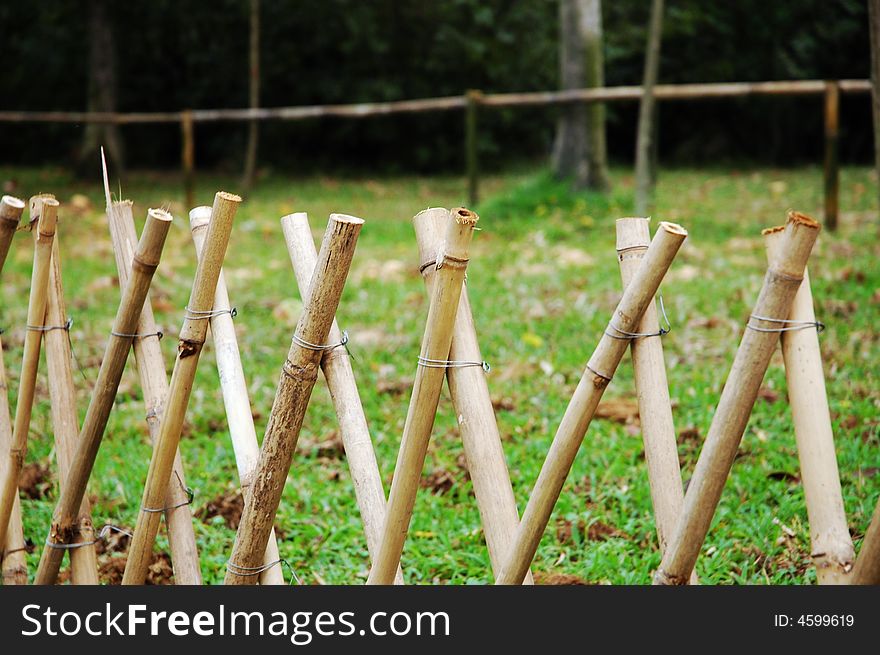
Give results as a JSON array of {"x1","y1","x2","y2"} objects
[
  {"x1": 595, "y1": 398, "x2": 640, "y2": 425},
  {"x1": 420, "y1": 469, "x2": 456, "y2": 495},
  {"x1": 18, "y1": 462, "x2": 52, "y2": 499},
  {"x1": 198, "y1": 491, "x2": 244, "y2": 530}
]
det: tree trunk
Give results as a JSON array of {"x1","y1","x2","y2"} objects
[
  {"x1": 634, "y1": 0, "x2": 664, "y2": 216},
  {"x1": 869, "y1": 0, "x2": 880, "y2": 210},
  {"x1": 242, "y1": 0, "x2": 260, "y2": 191},
  {"x1": 552, "y1": 0, "x2": 609, "y2": 191},
  {"x1": 77, "y1": 0, "x2": 124, "y2": 176}
]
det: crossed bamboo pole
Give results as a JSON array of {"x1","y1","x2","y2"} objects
[
  {"x1": 225, "y1": 213, "x2": 363, "y2": 585},
  {"x1": 101, "y1": 154, "x2": 202, "y2": 584},
  {"x1": 654, "y1": 212, "x2": 820, "y2": 585},
  {"x1": 367, "y1": 208, "x2": 479, "y2": 585},
  {"x1": 0, "y1": 195, "x2": 27, "y2": 584},
  {"x1": 496, "y1": 221, "x2": 688, "y2": 585},
  {"x1": 36, "y1": 206, "x2": 173, "y2": 584},
  {"x1": 190, "y1": 206, "x2": 284, "y2": 585},
  {"x1": 123, "y1": 192, "x2": 240, "y2": 585},
  {"x1": 412, "y1": 207, "x2": 533, "y2": 584},
  {"x1": 0, "y1": 197, "x2": 58, "y2": 542},
  {"x1": 43, "y1": 201, "x2": 100, "y2": 584},
  {"x1": 852, "y1": 500, "x2": 880, "y2": 584},
  {"x1": 616, "y1": 218, "x2": 697, "y2": 584},
  {"x1": 763, "y1": 227, "x2": 853, "y2": 584},
  {"x1": 280, "y1": 212, "x2": 403, "y2": 584}
]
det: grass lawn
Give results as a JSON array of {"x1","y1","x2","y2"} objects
[{"x1": 0, "y1": 163, "x2": 877, "y2": 584}]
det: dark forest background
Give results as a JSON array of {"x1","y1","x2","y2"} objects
[{"x1": 0, "y1": 0, "x2": 872, "y2": 173}]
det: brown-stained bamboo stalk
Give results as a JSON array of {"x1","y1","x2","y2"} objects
[
  {"x1": 1, "y1": 335, "x2": 27, "y2": 585},
  {"x1": 0, "y1": 197, "x2": 58, "y2": 541},
  {"x1": 122, "y1": 192, "x2": 240, "y2": 585},
  {"x1": 852, "y1": 498, "x2": 880, "y2": 584},
  {"x1": 496, "y1": 221, "x2": 688, "y2": 585},
  {"x1": 653, "y1": 212, "x2": 821, "y2": 585},
  {"x1": 616, "y1": 218, "x2": 696, "y2": 584},
  {"x1": 44, "y1": 232, "x2": 100, "y2": 584},
  {"x1": 0, "y1": 194, "x2": 26, "y2": 584},
  {"x1": 413, "y1": 207, "x2": 533, "y2": 584},
  {"x1": 224, "y1": 212, "x2": 363, "y2": 585},
  {"x1": 35, "y1": 207, "x2": 174, "y2": 585},
  {"x1": 102, "y1": 156, "x2": 201, "y2": 585},
  {"x1": 190, "y1": 206, "x2": 284, "y2": 585},
  {"x1": 280, "y1": 212, "x2": 403, "y2": 585},
  {"x1": 764, "y1": 227, "x2": 853, "y2": 584},
  {"x1": 367, "y1": 208, "x2": 479, "y2": 585}
]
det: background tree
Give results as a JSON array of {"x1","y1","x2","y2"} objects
[
  {"x1": 552, "y1": 0, "x2": 610, "y2": 190},
  {"x1": 76, "y1": 0, "x2": 124, "y2": 176},
  {"x1": 869, "y1": 0, "x2": 880, "y2": 209},
  {"x1": 242, "y1": 0, "x2": 260, "y2": 191},
  {"x1": 634, "y1": 0, "x2": 664, "y2": 216}
]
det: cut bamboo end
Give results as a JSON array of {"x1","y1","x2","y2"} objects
[
  {"x1": 787, "y1": 210, "x2": 821, "y2": 230},
  {"x1": 328, "y1": 213, "x2": 366, "y2": 226},
  {"x1": 761, "y1": 224, "x2": 786, "y2": 236},
  {"x1": 148, "y1": 207, "x2": 174, "y2": 223},
  {"x1": 657, "y1": 221, "x2": 687, "y2": 236},
  {"x1": 37, "y1": 198, "x2": 59, "y2": 240},
  {"x1": 452, "y1": 207, "x2": 479, "y2": 226},
  {"x1": 0, "y1": 195, "x2": 25, "y2": 224},
  {"x1": 217, "y1": 191, "x2": 243, "y2": 204}
]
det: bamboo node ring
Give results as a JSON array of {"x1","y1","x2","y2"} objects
[
  {"x1": 44, "y1": 524, "x2": 133, "y2": 550},
  {"x1": 140, "y1": 471, "x2": 195, "y2": 513},
  {"x1": 183, "y1": 306, "x2": 237, "y2": 321},
  {"x1": 26, "y1": 317, "x2": 73, "y2": 332},
  {"x1": 110, "y1": 329, "x2": 164, "y2": 341},
  {"x1": 746, "y1": 314, "x2": 825, "y2": 333},
  {"x1": 292, "y1": 330, "x2": 349, "y2": 352},
  {"x1": 605, "y1": 295, "x2": 672, "y2": 339},
  {"x1": 226, "y1": 558, "x2": 299, "y2": 584},
  {"x1": 417, "y1": 356, "x2": 490, "y2": 372}
]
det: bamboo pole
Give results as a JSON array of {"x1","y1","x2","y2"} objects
[
  {"x1": 44, "y1": 234, "x2": 100, "y2": 584},
  {"x1": 0, "y1": 197, "x2": 58, "y2": 541},
  {"x1": 190, "y1": 206, "x2": 283, "y2": 585},
  {"x1": 616, "y1": 218, "x2": 696, "y2": 584},
  {"x1": 0, "y1": 194, "x2": 26, "y2": 584},
  {"x1": 280, "y1": 212, "x2": 402, "y2": 584},
  {"x1": 104, "y1": 194, "x2": 202, "y2": 584},
  {"x1": 823, "y1": 81, "x2": 840, "y2": 231},
  {"x1": 122, "y1": 192, "x2": 239, "y2": 585},
  {"x1": 852, "y1": 499, "x2": 880, "y2": 584},
  {"x1": 367, "y1": 208, "x2": 478, "y2": 585},
  {"x1": 495, "y1": 221, "x2": 687, "y2": 585},
  {"x1": 653, "y1": 212, "x2": 820, "y2": 585},
  {"x1": 224, "y1": 213, "x2": 363, "y2": 585},
  {"x1": 413, "y1": 207, "x2": 533, "y2": 584},
  {"x1": 35, "y1": 207, "x2": 174, "y2": 584},
  {"x1": 764, "y1": 227, "x2": 853, "y2": 583}
]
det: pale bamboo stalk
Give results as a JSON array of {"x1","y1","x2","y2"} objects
[
  {"x1": 190, "y1": 206, "x2": 283, "y2": 585},
  {"x1": 413, "y1": 207, "x2": 533, "y2": 584},
  {"x1": 280, "y1": 212, "x2": 403, "y2": 585},
  {"x1": 0, "y1": 195, "x2": 25, "y2": 270},
  {"x1": 852, "y1": 499, "x2": 880, "y2": 584},
  {"x1": 764, "y1": 227, "x2": 853, "y2": 584},
  {"x1": 44, "y1": 231, "x2": 100, "y2": 584},
  {"x1": 224, "y1": 212, "x2": 363, "y2": 585},
  {"x1": 496, "y1": 221, "x2": 688, "y2": 585},
  {"x1": 367, "y1": 208, "x2": 479, "y2": 585},
  {"x1": 616, "y1": 218, "x2": 697, "y2": 585},
  {"x1": 35, "y1": 207, "x2": 174, "y2": 585},
  {"x1": 105, "y1": 197, "x2": 202, "y2": 585},
  {"x1": 654, "y1": 212, "x2": 821, "y2": 585},
  {"x1": 1, "y1": 336, "x2": 27, "y2": 585},
  {"x1": 0, "y1": 197, "x2": 58, "y2": 541},
  {"x1": 122, "y1": 192, "x2": 240, "y2": 585},
  {"x1": 0, "y1": 194, "x2": 26, "y2": 585}
]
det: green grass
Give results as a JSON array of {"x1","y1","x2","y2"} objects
[{"x1": 1, "y1": 163, "x2": 877, "y2": 585}]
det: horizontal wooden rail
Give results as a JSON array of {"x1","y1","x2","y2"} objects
[{"x1": 0, "y1": 80, "x2": 869, "y2": 125}]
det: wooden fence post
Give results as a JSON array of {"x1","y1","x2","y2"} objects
[
  {"x1": 466, "y1": 90, "x2": 481, "y2": 207},
  {"x1": 823, "y1": 81, "x2": 839, "y2": 232},
  {"x1": 181, "y1": 110, "x2": 195, "y2": 209}
]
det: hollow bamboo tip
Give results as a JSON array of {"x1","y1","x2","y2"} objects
[
  {"x1": 147, "y1": 208, "x2": 173, "y2": 223},
  {"x1": 452, "y1": 207, "x2": 479, "y2": 226},
  {"x1": 786, "y1": 210, "x2": 821, "y2": 231},
  {"x1": 657, "y1": 221, "x2": 687, "y2": 237},
  {"x1": 189, "y1": 206, "x2": 213, "y2": 230},
  {"x1": 615, "y1": 217, "x2": 650, "y2": 251},
  {"x1": 1, "y1": 195, "x2": 25, "y2": 223},
  {"x1": 329, "y1": 213, "x2": 366, "y2": 226}
]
